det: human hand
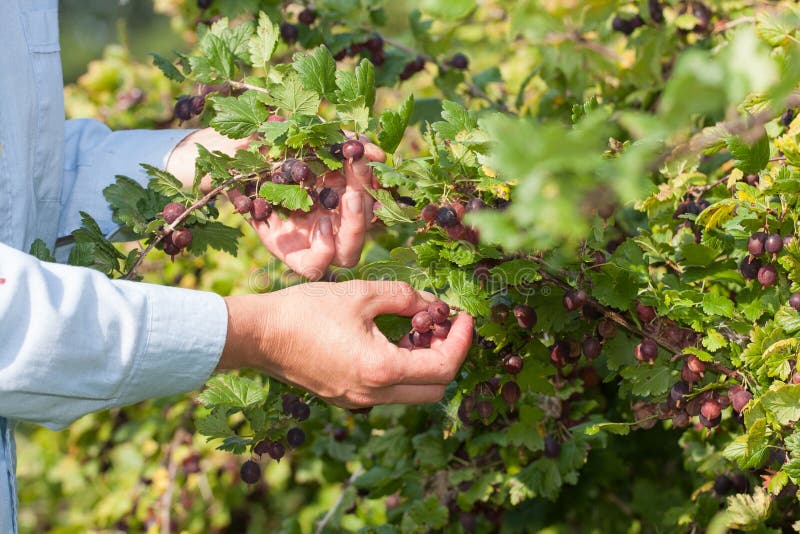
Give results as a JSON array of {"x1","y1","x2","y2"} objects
[
  {"x1": 168, "y1": 128, "x2": 385, "y2": 280},
  {"x1": 219, "y1": 281, "x2": 474, "y2": 408}
]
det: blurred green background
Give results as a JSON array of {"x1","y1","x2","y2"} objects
[{"x1": 60, "y1": 0, "x2": 182, "y2": 83}]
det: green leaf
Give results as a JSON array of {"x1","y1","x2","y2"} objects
[
  {"x1": 403, "y1": 496, "x2": 449, "y2": 531},
  {"x1": 149, "y1": 53, "x2": 185, "y2": 82},
  {"x1": 143, "y1": 164, "x2": 185, "y2": 199},
  {"x1": 198, "y1": 375, "x2": 267, "y2": 409},
  {"x1": 368, "y1": 189, "x2": 418, "y2": 226},
  {"x1": 726, "y1": 133, "x2": 770, "y2": 174},
  {"x1": 258, "y1": 182, "x2": 313, "y2": 212},
  {"x1": 432, "y1": 100, "x2": 478, "y2": 140},
  {"x1": 210, "y1": 92, "x2": 269, "y2": 139},
  {"x1": 28, "y1": 239, "x2": 55, "y2": 262},
  {"x1": 702, "y1": 292, "x2": 735, "y2": 318},
  {"x1": 249, "y1": 12, "x2": 279, "y2": 67},
  {"x1": 355, "y1": 59, "x2": 376, "y2": 110},
  {"x1": 188, "y1": 221, "x2": 243, "y2": 256},
  {"x1": 292, "y1": 46, "x2": 337, "y2": 99},
  {"x1": 760, "y1": 384, "x2": 800, "y2": 425},
  {"x1": 195, "y1": 409, "x2": 235, "y2": 440},
  {"x1": 725, "y1": 487, "x2": 772, "y2": 530},
  {"x1": 378, "y1": 95, "x2": 414, "y2": 154},
  {"x1": 267, "y1": 74, "x2": 321, "y2": 116},
  {"x1": 584, "y1": 421, "x2": 632, "y2": 436}
]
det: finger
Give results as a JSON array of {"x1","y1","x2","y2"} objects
[
  {"x1": 333, "y1": 191, "x2": 367, "y2": 267},
  {"x1": 343, "y1": 145, "x2": 384, "y2": 193},
  {"x1": 284, "y1": 216, "x2": 335, "y2": 280},
  {"x1": 389, "y1": 314, "x2": 474, "y2": 385},
  {"x1": 356, "y1": 281, "x2": 435, "y2": 317},
  {"x1": 371, "y1": 384, "x2": 447, "y2": 405}
]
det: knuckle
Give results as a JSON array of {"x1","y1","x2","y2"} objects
[{"x1": 359, "y1": 358, "x2": 396, "y2": 388}]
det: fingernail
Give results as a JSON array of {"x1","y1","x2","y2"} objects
[
  {"x1": 347, "y1": 194, "x2": 363, "y2": 215},
  {"x1": 318, "y1": 216, "x2": 332, "y2": 237}
]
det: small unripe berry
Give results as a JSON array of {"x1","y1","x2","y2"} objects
[
  {"x1": 748, "y1": 232, "x2": 767, "y2": 256},
  {"x1": 233, "y1": 195, "x2": 252, "y2": 214},
  {"x1": 250, "y1": 198, "x2": 271, "y2": 221},
  {"x1": 298, "y1": 8, "x2": 316, "y2": 25},
  {"x1": 410, "y1": 329, "x2": 433, "y2": 348},
  {"x1": 189, "y1": 95, "x2": 205, "y2": 116},
  {"x1": 412, "y1": 311, "x2": 434, "y2": 333},
  {"x1": 513, "y1": 304, "x2": 537, "y2": 329},
  {"x1": 240, "y1": 460, "x2": 261, "y2": 484},
  {"x1": 342, "y1": 140, "x2": 365, "y2": 160},
  {"x1": 582, "y1": 337, "x2": 602, "y2": 360},
  {"x1": 740, "y1": 257, "x2": 762, "y2": 280},
  {"x1": 448, "y1": 53, "x2": 469, "y2": 70},
  {"x1": 174, "y1": 96, "x2": 194, "y2": 121},
  {"x1": 171, "y1": 228, "x2": 193, "y2": 250},
  {"x1": 543, "y1": 437, "x2": 561, "y2": 458},
  {"x1": 291, "y1": 401, "x2": 311, "y2": 421},
  {"x1": 432, "y1": 320, "x2": 451, "y2": 339},
  {"x1": 446, "y1": 224, "x2": 467, "y2": 241},
  {"x1": 686, "y1": 355, "x2": 706, "y2": 375},
  {"x1": 162, "y1": 202, "x2": 186, "y2": 225},
  {"x1": 701, "y1": 399, "x2": 721, "y2": 420},
  {"x1": 287, "y1": 427, "x2": 306, "y2": 448},
  {"x1": 290, "y1": 162, "x2": 315, "y2": 184},
  {"x1": 266, "y1": 441, "x2": 286, "y2": 461},
  {"x1": 635, "y1": 339, "x2": 658, "y2": 363},
  {"x1": 669, "y1": 381, "x2": 690, "y2": 409},
  {"x1": 598, "y1": 319, "x2": 617, "y2": 339},
  {"x1": 365, "y1": 33, "x2": 383, "y2": 52},
  {"x1": 435, "y1": 206, "x2": 459, "y2": 228},
  {"x1": 563, "y1": 290, "x2": 588, "y2": 312},
  {"x1": 758, "y1": 264, "x2": 778, "y2": 287},
  {"x1": 420, "y1": 203, "x2": 438, "y2": 222},
  {"x1": 729, "y1": 386, "x2": 753, "y2": 413},
  {"x1": 765, "y1": 234, "x2": 784, "y2": 254},
  {"x1": 501, "y1": 381, "x2": 520, "y2": 405},
  {"x1": 476, "y1": 400, "x2": 493, "y2": 421},
  {"x1": 319, "y1": 188, "x2": 339, "y2": 210},
  {"x1": 550, "y1": 341, "x2": 570, "y2": 367},
  {"x1": 503, "y1": 355, "x2": 523, "y2": 375},
  {"x1": 280, "y1": 22, "x2": 299, "y2": 44},
  {"x1": 636, "y1": 302, "x2": 657, "y2": 323},
  {"x1": 428, "y1": 300, "x2": 450, "y2": 323}
]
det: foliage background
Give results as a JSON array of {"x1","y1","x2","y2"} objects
[{"x1": 14, "y1": 0, "x2": 800, "y2": 533}]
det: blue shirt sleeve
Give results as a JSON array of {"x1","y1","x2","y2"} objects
[
  {"x1": 0, "y1": 242, "x2": 228, "y2": 430},
  {"x1": 59, "y1": 119, "x2": 196, "y2": 238}
]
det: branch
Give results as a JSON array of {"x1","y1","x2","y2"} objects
[
  {"x1": 123, "y1": 174, "x2": 252, "y2": 280},
  {"x1": 529, "y1": 257, "x2": 742, "y2": 380}
]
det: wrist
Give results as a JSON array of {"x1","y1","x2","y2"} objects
[{"x1": 218, "y1": 294, "x2": 276, "y2": 371}]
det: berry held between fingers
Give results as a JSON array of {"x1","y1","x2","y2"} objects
[
  {"x1": 411, "y1": 311, "x2": 435, "y2": 333},
  {"x1": 319, "y1": 188, "x2": 339, "y2": 210},
  {"x1": 342, "y1": 140, "x2": 365, "y2": 161},
  {"x1": 428, "y1": 300, "x2": 450, "y2": 323}
]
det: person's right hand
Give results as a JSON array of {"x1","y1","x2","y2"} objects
[{"x1": 218, "y1": 281, "x2": 474, "y2": 408}]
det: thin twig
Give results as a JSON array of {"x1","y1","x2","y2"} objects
[
  {"x1": 124, "y1": 174, "x2": 251, "y2": 280},
  {"x1": 315, "y1": 467, "x2": 364, "y2": 534}
]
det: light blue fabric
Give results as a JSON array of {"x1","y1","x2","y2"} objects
[{"x1": 0, "y1": 1, "x2": 229, "y2": 531}]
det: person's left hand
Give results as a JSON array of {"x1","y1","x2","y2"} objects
[{"x1": 167, "y1": 128, "x2": 385, "y2": 280}]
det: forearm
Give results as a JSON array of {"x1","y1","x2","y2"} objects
[{"x1": 166, "y1": 128, "x2": 252, "y2": 192}]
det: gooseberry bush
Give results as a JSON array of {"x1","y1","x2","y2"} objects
[{"x1": 24, "y1": 0, "x2": 800, "y2": 531}]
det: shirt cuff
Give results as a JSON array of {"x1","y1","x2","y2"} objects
[{"x1": 115, "y1": 280, "x2": 227, "y2": 405}]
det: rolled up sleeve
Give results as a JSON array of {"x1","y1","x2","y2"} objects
[
  {"x1": 59, "y1": 119, "x2": 195, "y2": 238},
  {"x1": 0, "y1": 243, "x2": 227, "y2": 430}
]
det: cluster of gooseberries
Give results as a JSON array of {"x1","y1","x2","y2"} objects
[
  {"x1": 408, "y1": 299, "x2": 452, "y2": 349},
  {"x1": 419, "y1": 199, "x2": 483, "y2": 243},
  {"x1": 239, "y1": 394, "x2": 310, "y2": 485}
]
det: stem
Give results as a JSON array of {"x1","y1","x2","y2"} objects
[
  {"x1": 315, "y1": 467, "x2": 363, "y2": 534},
  {"x1": 124, "y1": 174, "x2": 252, "y2": 280}
]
